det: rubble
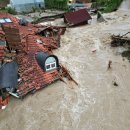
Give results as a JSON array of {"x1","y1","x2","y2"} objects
[
  {"x1": 111, "y1": 32, "x2": 130, "y2": 61},
  {"x1": 111, "y1": 32, "x2": 130, "y2": 47},
  {"x1": 60, "y1": 65, "x2": 78, "y2": 85}
]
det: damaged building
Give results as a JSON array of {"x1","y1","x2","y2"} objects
[
  {"x1": 0, "y1": 13, "x2": 70, "y2": 109},
  {"x1": 64, "y1": 9, "x2": 92, "y2": 26}
]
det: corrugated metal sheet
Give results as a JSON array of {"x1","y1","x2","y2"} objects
[
  {"x1": 0, "y1": 61, "x2": 18, "y2": 89},
  {"x1": 64, "y1": 9, "x2": 91, "y2": 26}
]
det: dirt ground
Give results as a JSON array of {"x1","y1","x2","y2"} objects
[{"x1": 1, "y1": 10, "x2": 130, "y2": 130}]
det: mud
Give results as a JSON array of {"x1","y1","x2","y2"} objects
[{"x1": 0, "y1": 10, "x2": 130, "y2": 130}]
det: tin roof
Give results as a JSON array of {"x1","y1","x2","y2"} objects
[
  {"x1": 64, "y1": 9, "x2": 91, "y2": 26},
  {"x1": 0, "y1": 61, "x2": 18, "y2": 89}
]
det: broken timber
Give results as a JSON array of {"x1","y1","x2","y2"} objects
[
  {"x1": 60, "y1": 65, "x2": 78, "y2": 85},
  {"x1": 111, "y1": 32, "x2": 130, "y2": 47}
]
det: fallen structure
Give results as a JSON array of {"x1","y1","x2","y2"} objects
[
  {"x1": 64, "y1": 9, "x2": 91, "y2": 26},
  {"x1": 0, "y1": 13, "x2": 75, "y2": 109}
]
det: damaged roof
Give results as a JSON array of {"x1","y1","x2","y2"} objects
[
  {"x1": 64, "y1": 9, "x2": 91, "y2": 26},
  {"x1": 0, "y1": 13, "x2": 19, "y2": 24},
  {"x1": 0, "y1": 13, "x2": 66, "y2": 98}
]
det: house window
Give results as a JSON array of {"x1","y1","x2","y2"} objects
[
  {"x1": 0, "y1": 18, "x2": 12, "y2": 24},
  {"x1": 0, "y1": 19, "x2": 5, "y2": 23},
  {"x1": 0, "y1": 40, "x2": 6, "y2": 46},
  {"x1": 4, "y1": 18, "x2": 12, "y2": 23},
  {"x1": 45, "y1": 57, "x2": 57, "y2": 71}
]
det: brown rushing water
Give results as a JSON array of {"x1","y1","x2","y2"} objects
[
  {"x1": 119, "y1": 0, "x2": 130, "y2": 10},
  {"x1": 0, "y1": 10, "x2": 130, "y2": 130}
]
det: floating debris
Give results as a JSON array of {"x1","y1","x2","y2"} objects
[
  {"x1": 113, "y1": 81, "x2": 118, "y2": 87},
  {"x1": 111, "y1": 32, "x2": 130, "y2": 61},
  {"x1": 111, "y1": 32, "x2": 130, "y2": 47},
  {"x1": 107, "y1": 60, "x2": 112, "y2": 70}
]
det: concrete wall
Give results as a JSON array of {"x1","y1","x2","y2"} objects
[{"x1": 10, "y1": 0, "x2": 45, "y2": 12}]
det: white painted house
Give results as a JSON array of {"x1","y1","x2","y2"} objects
[{"x1": 10, "y1": 0, "x2": 45, "y2": 12}]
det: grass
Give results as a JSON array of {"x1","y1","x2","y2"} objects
[
  {"x1": 92, "y1": 0, "x2": 123, "y2": 12},
  {"x1": 45, "y1": 0, "x2": 68, "y2": 10},
  {"x1": 0, "y1": 7, "x2": 17, "y2": 15}
]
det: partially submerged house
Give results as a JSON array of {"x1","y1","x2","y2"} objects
[
  {"x1": 0, "y1": 13, "x2": 67, "y2": 109},
  {"x1": 9, "y1": 0, "x2": 45, "y2": 12},
  {"x1": 64, "y1": 9, "x2": 91, "y2": 26}
]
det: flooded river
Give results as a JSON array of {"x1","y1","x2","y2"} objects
[
  {"x1": 119, "y1": 0, "x2": 130, "y2": 10},
  {"x1": 0, "y1": 5, "x2": 130, "y2": 130}
]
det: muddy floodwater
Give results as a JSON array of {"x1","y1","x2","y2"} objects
[
  {"x1": 1, "y1": 10, "x2": 130, "y2": 130},
  {"x1": 119, "y1": 0, "x2": 130, "y2": 10}
]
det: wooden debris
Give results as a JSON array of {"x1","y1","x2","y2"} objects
[
  {"x1": 113, "y1": 82, "x2": 118, "y2": 87},
  {"x1": 111, "y1": 32, "x2": 130, "y2": 47},
  {"x1": 60, "y1": 65, "x2": 78, "y2": 85},
  {"x1": 111, "y1": 32, "x2": 130, "y2": 61},
  {"x1": 107, "y1": 60, "x2": 112, "y2": 69}
]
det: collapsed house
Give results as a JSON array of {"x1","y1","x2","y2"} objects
[
  {"x1": 64, "y1": 9, "x2": 92, "y2": 26},
  {"x1": 0, "y1": 13, "x2": 71, "y2": 109}
]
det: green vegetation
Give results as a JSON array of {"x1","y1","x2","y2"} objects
[
  {"x1": 92, "y1": 0, "x2": 123, "y2": 12},
  {"x1": 0, "y1": 0, "x2": 9, "y2": 7},
  {"x1": 0, "y1": 7, "x2": 17, "y2": 15},
  {"x1": 6, "y1": 7, "x2": 17, "y2": 15},
  {"x1": 45, "y1": 0, "x2": 68, "y2": 10},
  {"x1": 0, "y1": 0, "x2": 17, "y2": 14}
]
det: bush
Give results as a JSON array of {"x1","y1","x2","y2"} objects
[
  {"x1": 92, "y1": 0, "x2": 123, "y2": 12},
  {"x1": 6, "y1": 7, "x2": 17, "y2": 15},
  {"x1": 45, "y1": 0, "x2": 68, "y2": 10}
]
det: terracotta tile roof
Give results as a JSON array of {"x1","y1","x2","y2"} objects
[
  {"x1": 0, "y1": 13, "x2": 66, "y2": 99},
  {"x1": 16, "y1": 52, "x2": 59, "y2": 97},
  {"x1": 0, "y1": 13, "x2": 19, "y2": 24},
  {"x1": 14, "y1": 33, "x2": 60, "y2": 97}
]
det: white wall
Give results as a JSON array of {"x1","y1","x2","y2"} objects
[
  {"x1": 10, "y1": 0, "x2": 45, "y2": 12},
  {"x1": 10, "y1": 0, "x2": 44, "y2": 5}
]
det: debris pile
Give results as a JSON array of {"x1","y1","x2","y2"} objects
[
  {"x1": 111, "y1": 32, "x2": 130, "y2": 61},
  {"x1": 111, "y1": 32, "x2": 130, "y2": 47}
]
